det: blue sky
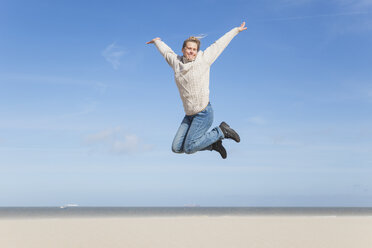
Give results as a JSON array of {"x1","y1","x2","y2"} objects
[{"x1": 1, "y1": 0, "x2": 372, "y2": 206}]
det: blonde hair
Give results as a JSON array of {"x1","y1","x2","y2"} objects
[{"x1": 182, "y1": 36, "x2": 201, "y2": 51}]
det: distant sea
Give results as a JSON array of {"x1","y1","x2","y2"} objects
[{"x1": 1, "y1": 207, "x2": 372, "y2": 219}]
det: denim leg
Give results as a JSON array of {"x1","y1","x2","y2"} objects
[
  {"x1": 184, "y1": 104, "x2": 224, "y2": 154},
  {"x1": 171, "y1": 115, "x2": 192, "y2": 153}
]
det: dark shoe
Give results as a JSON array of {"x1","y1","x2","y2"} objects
[
  {"x1": 219, "y1": 122, "x2": 240, "y2": 143},
  {"x1": 212, "y1": 140, "x2": 227, "y2": 159}
]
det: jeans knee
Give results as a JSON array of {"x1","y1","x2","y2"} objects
[
  {"x1": 184, "y1": 147, "x2": 193, "y2": 154},
  {"x1": 171, "y1": 146, "x2": 184, "y2": 154},
  {"x1": 184, "y1": 143, "x2": 196, "y2": 154}
]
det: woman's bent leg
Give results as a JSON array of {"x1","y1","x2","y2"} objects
[
  {"x1": 171, "y1": 115, "x2": 192, "y2": 153},
  {"x1": 184, "y1": 104, "x2": 224, "y2": 154}
]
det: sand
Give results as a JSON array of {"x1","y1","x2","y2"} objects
[{"x1": 1, "y1": 216, "x2": 372, "y2": 248}]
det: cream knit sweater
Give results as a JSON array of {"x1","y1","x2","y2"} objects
[{"x1": 154, "y1": 27, "x2": 240, "y2": 116}]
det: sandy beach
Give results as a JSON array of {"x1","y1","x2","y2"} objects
[{"x1": 1, "y1": 216, "x2": 372, "y2": 248}]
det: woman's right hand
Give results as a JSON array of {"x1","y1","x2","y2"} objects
[{"x1": 146, "y1": 37, "x2": 161, "y2": 44}]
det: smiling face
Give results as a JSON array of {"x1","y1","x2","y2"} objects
[{"x1": 182, "y1": 41, "x2": 198, "y2": 61}]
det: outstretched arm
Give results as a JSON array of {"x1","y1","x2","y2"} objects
[
  {"x1": 203, "y1": 22, "x2": 247, "y2": 65},
  {"x1": 147, "y1": 37, "x2": 178, "y2": 68}
]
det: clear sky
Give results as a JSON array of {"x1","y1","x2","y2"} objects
[{"x1": 1, "y1": 0, "x2": 371, "y2": 207}]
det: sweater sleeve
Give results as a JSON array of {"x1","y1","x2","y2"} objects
[
  {"x1": 203, "y1": 27, "x2": 240, "y2": 65},
  {"x1": 154, "y1": 40, "x2": 178, "y2": 68}
]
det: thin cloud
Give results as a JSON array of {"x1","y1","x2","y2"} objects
[
  {"x1": 336, "y1": 0, "x2": 372, "y2": 10},
  {"x1": 1, "y1": 73, "x2": 107, "y2": 87},
  {"x1": 259, "y1": 11, "x2": 371, "y2": 21},
  {"x1": 1, "y1": 73, "x2": 109, "y2": 97},
  {"x1": 261, "y1": 0, "x2": 372, "y2": 34},
  {"x1": 53, "y1": 106, "x2": 97, "y2": 122},
  {"x1": 194, "y1": 34, "x2": 208, "y2": 39},
  {"x1": 269, "y1": 0, "x2": 372, "y2": 18},
  {"x1": 102, "y1": 42, "x2": 126, "y2": 70},
  {"x1": 368, "y1": 90, "x2": 372, "y2": 98},
  {"x1": 85, "y1": 127, "x2": 120, "y2": 144},
  {"x1": 111, "y1": 134, "x2": 140, "y2": 154},
  {"x1": 94, "y1": 82, "x2": 108, "y2": 94},
  {"x1": 247, "y1": 116, "x2": 267, "y2": 125},
  {"x1": 280, "y1": 0, "x2": 372, "y2": 9},
  {"x1": 84, "y1": 127, "x2": 153, "y2": 155},
  {"x1": 271, "y1": 135, "x2": 286, "y2": 145},
  {"x1": 279, "y1": 0, "x2": 318, "y2": 6}
]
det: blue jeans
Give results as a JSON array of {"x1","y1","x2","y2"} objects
[{"x1": 172, "y1": 103, "x2": 224, "y2": 154}]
